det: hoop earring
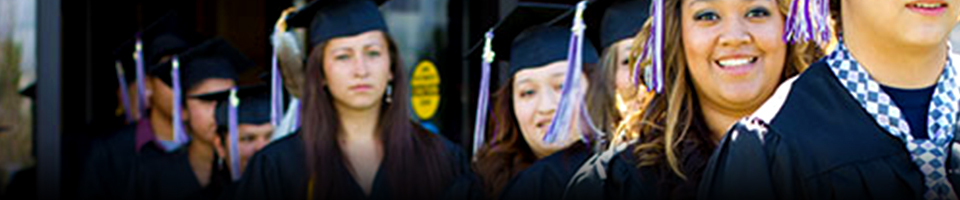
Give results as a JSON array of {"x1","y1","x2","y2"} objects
[{"x1": 385, "y1": 84, "x2": 393, "y2": 104}]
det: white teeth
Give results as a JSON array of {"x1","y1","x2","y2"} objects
[
  {"x1": 913, "y1": 2, "x2": 944, "y2": 8},
  {"x1": 718, "y1": 58, "x2": 753, "y2": 67}
]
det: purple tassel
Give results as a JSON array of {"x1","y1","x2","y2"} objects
[
  {"x1": 543, "y1": 1, "x2": 589, "y2": 145},
  {"x1": 783, "y1": 0, "x2": 831, "y2": 46},
  {"x1": 636, "y1": 0, "x2": 664, "y2": 94},
  {"x1": 171, "y1": 56, "x2": 191, "y2": 147},
  {"x1": 228, "y1": 88, "x2": 241, "y2": 181},
  {"x1": 472, "y1": 30, "x2": 495, "y2": 158},
  {"x1": 135, "y1": 36, "x2": 148, "y2": 118},
  {"x1": 115, "y1": 61, "x2": 135, "y2": 123},
  {"x1": 271, "y1": 40, "x2": 284, "y2": 127}
]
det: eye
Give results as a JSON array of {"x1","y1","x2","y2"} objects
[
  {"x1": 555, "y1": 83, "x2": 564, "y2": 91},
  {"x1": 746, "y1": 7, "x2": 771, "y2": 18},
  {"x1": 694, "y1": 10, "x2": 719, "y2": 21},
  {"x1": 335, "y1": 54, "x2": 350, "y2": 61},
  {"x1": 519, "y1": 89, "x2": 536, "y2": 98},
  {"x1": 367, "y1": 50, "x2": 382, "y2": 58},
  {"x1": 620, "y1": 58, "x2": 630, "y2": 66},
  {"x1": 240, "y1": 135, "x2": 256, "y2": 143}
]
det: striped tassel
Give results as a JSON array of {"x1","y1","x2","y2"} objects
[
  {"x1": 636, "y1": 0, "x2": 665, "y2": 94},
  {"x1": 115, "y1": 61, "x2": 134, "y2": 123},
  {"x1": 543, "y1": 1, "x2": 589, "y2": 145},
  {"x1": 228, "y1": 88, "x2": 241, "y2": 181},
  {"x1": 783, "y1": 0, "x2": 831, "y2": 46},
  {"x1": 472, "y1": 30, "x2": 495, "y2": 158}
]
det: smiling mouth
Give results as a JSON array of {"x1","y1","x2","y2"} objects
[
  {"x1": 715, "y1": 57, "x2": 758, "y2": 68},
  {"x1": 536, "y1": 119, "x2": 552, "y2": 129},
  {"x1": 908, "y1": 2, "x2": 948, "y2": 9}
]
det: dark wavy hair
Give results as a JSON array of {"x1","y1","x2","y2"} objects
[{"x1": 300, "y1": 32, "x2": 455, "y2": 199}]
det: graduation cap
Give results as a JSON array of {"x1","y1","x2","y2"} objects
[
  {"x1": 140, "y1": 12, "x2": 205, "y2": 66},
  {"x1": 491, "y1": 2, "x2": 600, "y2": 81},
  {"x1": 211, "y1": 85, "x2": 270, "y2": 181},
  {"x1": 286, "y1": 0, "x2": 389, "y2": 48},
  {"x1": 585, "y1": 0, "x2": 651, "y2": 49},
  {"x1": 148, "y1": 38, "x2": 253, "y2": 91}
]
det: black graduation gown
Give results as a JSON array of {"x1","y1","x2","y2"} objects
[
  {"x1": 226, "y1": 127, "x2": 471, "y2": 200},
  {"x1": 498, "y1": 142, "x2": 592, "y2": 200},
  {"x1": 78, "y1": 122, "x2": 167, "y2": 200},
  {"x1": 698, "y1": 61, "x2": 960, "y2": 200},
  {"x1": 134, "y1": 145, "x2": 231, "y2": 200},
  {"x1": 562, "y1": 116, "x2": 716, "y2": 200}
]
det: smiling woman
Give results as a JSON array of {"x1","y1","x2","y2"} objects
[{"x1": 562, "y1": 0, "x2": 823, "y2": 199}]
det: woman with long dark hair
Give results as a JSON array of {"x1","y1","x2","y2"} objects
[{"x1": 225, "y1": 1, "x2": 469, "y2": 199}]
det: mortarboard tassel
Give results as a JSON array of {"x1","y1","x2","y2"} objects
[
  {"x1": 270, "y1": 10, "x2": 292, "y2": 128},
  {"x1": 115, "y1": 61, "x2": 135, "y2": 123},
  {"x1": 134, "y1": 36, "x2": 148, "y2": 118},
  {"x1": 171, "y1": 56, "x2": 191, "y2": 148},
  {"x1": 472, "y1": 30, "x2": 495, "y2": 158},
  {"x1": 228, "y1": 88, "x2": 242, "y2": 181},
  {"x1": 271, "y1": 36, "x2": 284, "y2": 128},
  {"x1": 636, "y1": 0, "x2": 664, "y2": 94},
  {"x1": 544, "y1": 0, "x2": 590, "y2": 145},
  {"x1": 783, "y1": 0, "x2": 831, "y2": 46}
]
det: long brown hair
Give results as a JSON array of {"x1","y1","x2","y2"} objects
[
  {"x1": 625, "y1": 0, "x2": 824, "y2": 179},
  {"x1": 301, "y1": 33, "x2": 455, "y2": 199},
  {"x1": 474, "y1": 62, "x2": 600, "y2": 198}
]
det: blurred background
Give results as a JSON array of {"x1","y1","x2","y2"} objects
[{"x1": 3, "y1": 0, "x2": 960, "y2": 198}]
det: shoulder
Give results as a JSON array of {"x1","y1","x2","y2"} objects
[{"x1": 501, "y1": 143, "x2": 592, "y2": 200}]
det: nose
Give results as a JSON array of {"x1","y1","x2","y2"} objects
[
  {"x1": 536, "y1": 86, "x2": 560, "y2": 117},
  {"x1": 353, "y1": 55, "x2": 370, "y2": 78},
  {"x1": 718, "y1": 18, "x2": 752, "y2": 48}
]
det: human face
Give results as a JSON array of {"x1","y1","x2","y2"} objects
[
  {"x1": 613, "y1": 39, "x2": 638, "y2": 98},
  {"x1": 843, "y1": 0, "x2": 960, "y2": 48},
  {"x1": 235, "y1": 123, "x2": 273, "y2": 174},
  {"x1": 322, "y1": 30, "x2": 393, "y2": 112},
  {"x1": 682, "y1": 0, "x2": 787, "y2": 114},
  {"x1": 185, "y1": 78, "x2": 235, "y2": 145},
  {"x1": 512, "y1": 61, "x2": 589, "y2": 159}
]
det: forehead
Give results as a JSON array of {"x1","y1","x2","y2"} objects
[
  {"x1": 238, "y1": 123, "x2": 274, "y2": 134},
  {"x1": 513, "y1": 60, "x2": 569, "y2": 84},
  {"x1": 325, "y1": 30, "x2": 387, "y2": 50}
]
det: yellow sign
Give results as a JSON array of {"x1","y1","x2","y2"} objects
[{"x1": 411, "y1": 60, "x2": 441, "y2": 120}]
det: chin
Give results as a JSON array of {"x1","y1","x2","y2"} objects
[{"x1": 899, "y1": 27, "x2": 952, "y2": 47}]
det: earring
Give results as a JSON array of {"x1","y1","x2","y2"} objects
[{"x1": 385, "y1": 84, "x2": 393, "y2": 104}]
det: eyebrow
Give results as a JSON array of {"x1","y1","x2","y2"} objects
[{"x1": 689, "y1": 0, "x2": 763, "y2": 7}]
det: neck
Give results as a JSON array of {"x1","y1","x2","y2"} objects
[
  {"x1": 335, "y1": 102, "x2": 383, "y2": 142},
  {"x1": 188, "y1": 140, "x2": 215, "y2": 187},
  {"x1": 149, "y1": 110, "x2": 174, "y2": 141},
  {"x1": 844, "y1": 31, "x2": 947, "y2": 89},
  {"x1": 699, "y1": 101, "x2": 753, "y2": 142}
]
